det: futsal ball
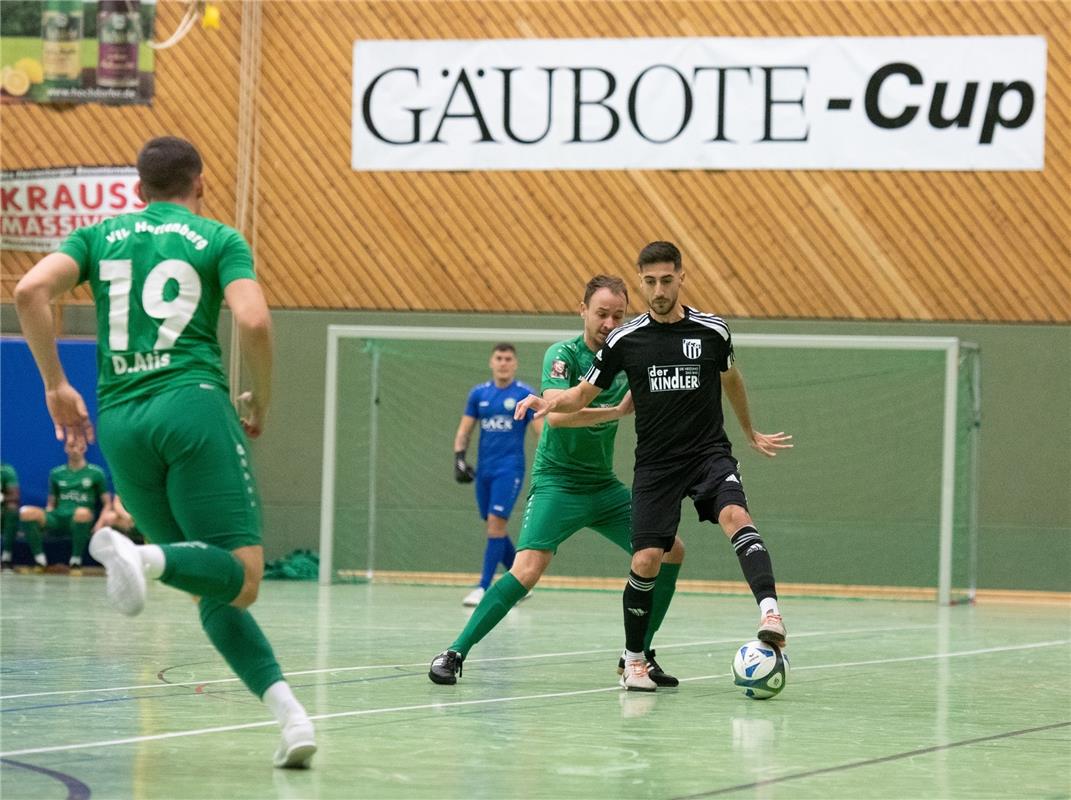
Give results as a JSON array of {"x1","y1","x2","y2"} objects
[{"x1": 732, "y1": 640, "x2": 789, "y2": 699}]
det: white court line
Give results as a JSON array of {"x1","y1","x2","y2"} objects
[
  {"x1": 1, "y1": 638, "x2": 1066, "y2": 759},
  {"x1": 0, "y1": 624, "x2": 935, "y2": 701},
  {"x1": 681, "y1": 639, "x2": 1071, "y2": 680}
]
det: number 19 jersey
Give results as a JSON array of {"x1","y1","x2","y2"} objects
[{"x1": 59, "y1": 201, "x2": 256, "y2": 411}]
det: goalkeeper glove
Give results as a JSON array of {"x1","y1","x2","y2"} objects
[{"x1": 454, "y1": 451, "x2": 475, "y2": 483}]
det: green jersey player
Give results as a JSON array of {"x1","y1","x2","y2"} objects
[
  {"x1": 14, "y1": 136, "x2": 315, "y2": 768},
  {"x1": 0, "y1": 462, "x2": 19, "y2": 569},
  {"x1": 18, "y1": 437, "x2": 110, "y2": 573},
  {"x1": 429, "y1": 275, "x2": 686, "y2": 686}
]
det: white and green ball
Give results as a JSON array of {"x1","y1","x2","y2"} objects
[{"x1": 732, "y1": 640, "x2": 789, "y2": 699}]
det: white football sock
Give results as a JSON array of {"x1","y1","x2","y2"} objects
[
  {"x1": 139, "y1": 544, "x2": 165, "y2": 579},
  {"x1": 264, "y1": 681, "x2": 307, "y2": 726},
  {"x1": 759, "y1": 598, "x2": 780, "y2": 617}
]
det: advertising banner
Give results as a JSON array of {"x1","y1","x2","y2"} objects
[
  {"x1": 1, "y1": 166, "x2": 145, "y2": 252},
  {"x1": 1, "y1": 1, "x2": 157, "y2": 106},
  {"x1": 353, "y1": 36, "x2": 1046, "y2": 171}
]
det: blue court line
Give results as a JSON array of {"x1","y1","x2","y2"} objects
[
  {"x1": 668, "y1": 720, "x2": 1071, "y2": 799},
  {"x1": 1, "y1": 694, "x2": 146, "y2": 714},
  {"x1": 0, "y1": 757, "x2": 91, "y2": 800},
  {"x1": 1, "y1": 670, "x2": 422, "y2": 714}
]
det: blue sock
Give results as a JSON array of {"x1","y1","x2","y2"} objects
[
  {"x1": 501, "y1": 537, "x2": 516, "y2": 569},
  {"x1": 480, "y1": 537, "x2": 508, "y2": 589}
]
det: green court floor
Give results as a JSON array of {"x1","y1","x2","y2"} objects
[{"x1": 1, "y1": 575, "x2": 1068, "y2": 799}]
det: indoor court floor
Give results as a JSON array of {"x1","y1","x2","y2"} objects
[{"x1": 1, "y1": 575, "x2": 1068, "y2": 799}]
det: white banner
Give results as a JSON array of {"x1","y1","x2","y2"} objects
[
  {"x1": 1, "y1": 167, "x2": 145, "y2": 252},
  {"x1": 353, "y1": 37, "x2": 1046, "y2": 171}
]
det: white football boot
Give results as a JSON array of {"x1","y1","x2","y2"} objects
[{"x1": 89, "y1": 528, "x2": 146, "y2": 616}]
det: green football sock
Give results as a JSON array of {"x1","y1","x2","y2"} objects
[
  {"x1": 644, "y1": 561, "x2": 681, "y2": 651},
  {"x1": 159, "y1": 542, "x2": 245, "y2": 603},
  {"x1": 70, "y1": 519, "x2": 91, "y2": 563},
  {"x1": 199, "y1": 598, "x2": 285, "y2": 698},
  {"x1": 22, "y1": 520, "x2": 44, "y2": 557},
  {"x1": 451, "y1": 571, "x2": 529, "y2": 657},
  {"x1": 1, "y1": 509, "x2": 17, "y2": 554}
]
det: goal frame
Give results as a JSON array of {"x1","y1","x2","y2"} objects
[{"x1": 318, "y1": 325, "x2": 979, "y2": 605}]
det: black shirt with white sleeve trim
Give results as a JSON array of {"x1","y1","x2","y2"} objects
[{"x1": 583, "y1": 306, "x2": 735, "y2": 469}]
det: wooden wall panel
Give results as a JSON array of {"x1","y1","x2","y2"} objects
[
  {"x1": 1, "y1": 0, "x2": 244, "y2": 302},
  {"x1": 2, "y1": 0, "x2": 1068, "y2": 321}
]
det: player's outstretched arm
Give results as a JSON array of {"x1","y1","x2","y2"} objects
[
  {"x1": 225, "y1": 278, "x2": 273, "y2": 438},
  {"x1": 14, "y1": 253, "x2": 93, "y2": 444},
  {"x1": 721, "y1": 366, "x2": 793, "y2": 458},
  {"x1": 515, "y1": 380, "x2": 602, "y2": 420},
  {"x1": 545, "y1": 389, "x2": 633, "y2": 428}
]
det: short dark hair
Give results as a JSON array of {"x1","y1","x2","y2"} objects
[
  {"x1": 492, "y1": 343, "x2": 516, "y2": 355},
  {"x1": 637, "y1": 241, "x2": 682, "y2": 271},
  {"x1": 583, "y1": 274, "x2": 628, "y2": 305},
  {"x1": 137, "y1": 136, "x2": 203, "y2": 201}
]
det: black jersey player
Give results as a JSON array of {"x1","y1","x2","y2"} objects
[{"x1": 516, "y1": 241, "x2": 792, "y2": 691}]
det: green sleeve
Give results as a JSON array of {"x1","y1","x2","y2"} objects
[
  {"x1": 541, "y1": 341, "x2": 576, "y2": 393},
  {"x1": 216, "y1": 227, "x2": 256, "y2": 288},
  {"x1": 57, "y1": 226, "x2": 92, "y2": 284}
]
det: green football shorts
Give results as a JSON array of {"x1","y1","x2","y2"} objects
[
  {"x1": 44, "y1": 510, "x2": 76, "y2": 532},
  {"x1": 516, "y1": 478, "x2": 633, "y2": 554},
  {"x1": 97, "y1": 383, "x2": 261, "y2": 551}
]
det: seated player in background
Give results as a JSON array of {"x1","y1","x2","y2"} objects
[
  {"x1": 0, "y1": 462, "x2": 20, "y2": 569},
  {"x1": 453, "y1": 343, "x2": 543, "y2": 606},
  {"x1": 18, "y1": 438, "x2": 110, "y2": 575},
  {"x1": 430, "y1": 275, "x2": 686, "y2": 687},
  {"x1": 94, "y1": 494, "x2": 144, "y2": 544}
]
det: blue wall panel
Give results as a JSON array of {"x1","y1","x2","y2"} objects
[{"x1": 1, "y1": 337, "x2": 110, "y2": 507}]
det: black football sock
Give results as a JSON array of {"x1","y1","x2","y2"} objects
[
  {"x1": 731, "y1": 525, "x2": 777, "y2": 603},
  {"x1": 622, "y1": 570, "x2": 657, "y2": 654}
]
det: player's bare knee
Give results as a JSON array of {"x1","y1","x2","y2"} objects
[
  {"x1": 664, "y1": 536, "x2": 685, "y2": 564},
  {"x1": 229, "y1": 546, "x2": 264, "y2": 609},
  {"x1": 718, "y1": 505, "x2": 753, "y2": 537},
  {"x1": 19, "y1": 506, "x2": 43, "y2": 523},
  {"x1": 73, "y1": 507, "x2": 93, "y2": 523},
  {"x1": 510, "y1": 550, "x2": 550, "y2": 589},
  {"x1": 232, "y1": 580, "x2": 260, "y2": 609},
  {"x1": 231, "y1": 568, "x2": 262, "y2": 608},
  {"x1": 631, "y1": 547, "x2": 663, "y2": 576},
  {"x1": 486, "y1": 516, "x2": 508, "y2": 537}
]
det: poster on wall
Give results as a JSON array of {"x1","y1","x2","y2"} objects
[
  {"x1": 353, "y1": 36, "x2": 1046, "y2": 171},
  {"x1": 1, "y1": 0, "x2": 157, "y2": 106},
  {"x1": 1, "y1": 166, "x2": 145, "y2": 252}
]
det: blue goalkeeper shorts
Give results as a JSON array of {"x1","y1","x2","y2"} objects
[{"x1": 475, "y1": 468, "x2": 524, "y2": 521}]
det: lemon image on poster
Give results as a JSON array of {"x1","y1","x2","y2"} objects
[{"x1": 2, "y1": 67, "x2": 31, "y2": 97}]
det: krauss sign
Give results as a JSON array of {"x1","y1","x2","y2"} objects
[
  {"x1": 1, "y1": 166, "x2": 145, "y2": 252},
  {"x1": 352, "y1": 37, "x2": 1046, "y2": 171}
]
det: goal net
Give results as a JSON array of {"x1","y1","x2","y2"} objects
[{"x1": 318, "y1": 326, "x2": 980, "y2": 604}]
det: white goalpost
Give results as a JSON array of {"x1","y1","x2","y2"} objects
[{"x1": 318, "y1": 325, "x2": 980, "y2": 605}]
